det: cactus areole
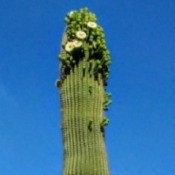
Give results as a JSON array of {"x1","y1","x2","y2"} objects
[{"x1": 56, "y1": 8, "x2": 112, "y2": 175}]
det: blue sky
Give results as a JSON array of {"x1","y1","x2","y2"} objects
[{"x1": 0, "y1": 0, "x2": 174, "y2": 175}]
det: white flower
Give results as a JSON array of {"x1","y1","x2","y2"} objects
[
  {"x1": 65, "y1": 42, "x2": 74, "y2": 52},
  {"x1": 73, "y1": 40, "x2": 82, "y2": 48},
  {"x1": 76, "y1": 31, "x2": 87, "y2": 39},
  {"x1": 68, "y1": 11, "x2": 74, "y2": 17},
  {"x1": 87, "y1": 21, "x2": 97, "y2": 29}
]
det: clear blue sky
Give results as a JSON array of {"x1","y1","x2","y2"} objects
[{"x1": 0, "y1": 0, "x2": 174, "y2": 175}]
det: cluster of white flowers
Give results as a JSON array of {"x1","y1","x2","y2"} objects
[
  {"x1": 65, "y1": 21, "x2": 98, "y2": 52},
  {"x1": 65, "y1": 40, "x2": 83, "y2": 52}
]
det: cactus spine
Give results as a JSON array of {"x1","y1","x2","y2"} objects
[{"x1": 56, "y1": 8, "x2": 112, "y2": 175}]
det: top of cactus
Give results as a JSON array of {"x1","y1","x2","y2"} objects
[{"x1": 59, "y1": 8, "x2": 111, "y2": 85}]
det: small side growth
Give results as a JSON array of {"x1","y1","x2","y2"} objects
[{"x1": 103, "y1": 92, "x2": 112, "y2": 111}]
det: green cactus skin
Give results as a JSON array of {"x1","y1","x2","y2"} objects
[{"x1": 57, "y1": 8, "x2": 111, "y2": 175}]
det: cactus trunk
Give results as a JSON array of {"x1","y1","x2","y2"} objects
[
  {"x1": 60, "y1": 60, "x2": 109, "y2": 175},
  {"x1": 57, "y1": 8, "x2": 111, "y2": 175}
]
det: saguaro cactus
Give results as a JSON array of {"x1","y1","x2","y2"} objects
[{"x1": 56, "y1": 8, "x2": 112, "y2": 175}]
